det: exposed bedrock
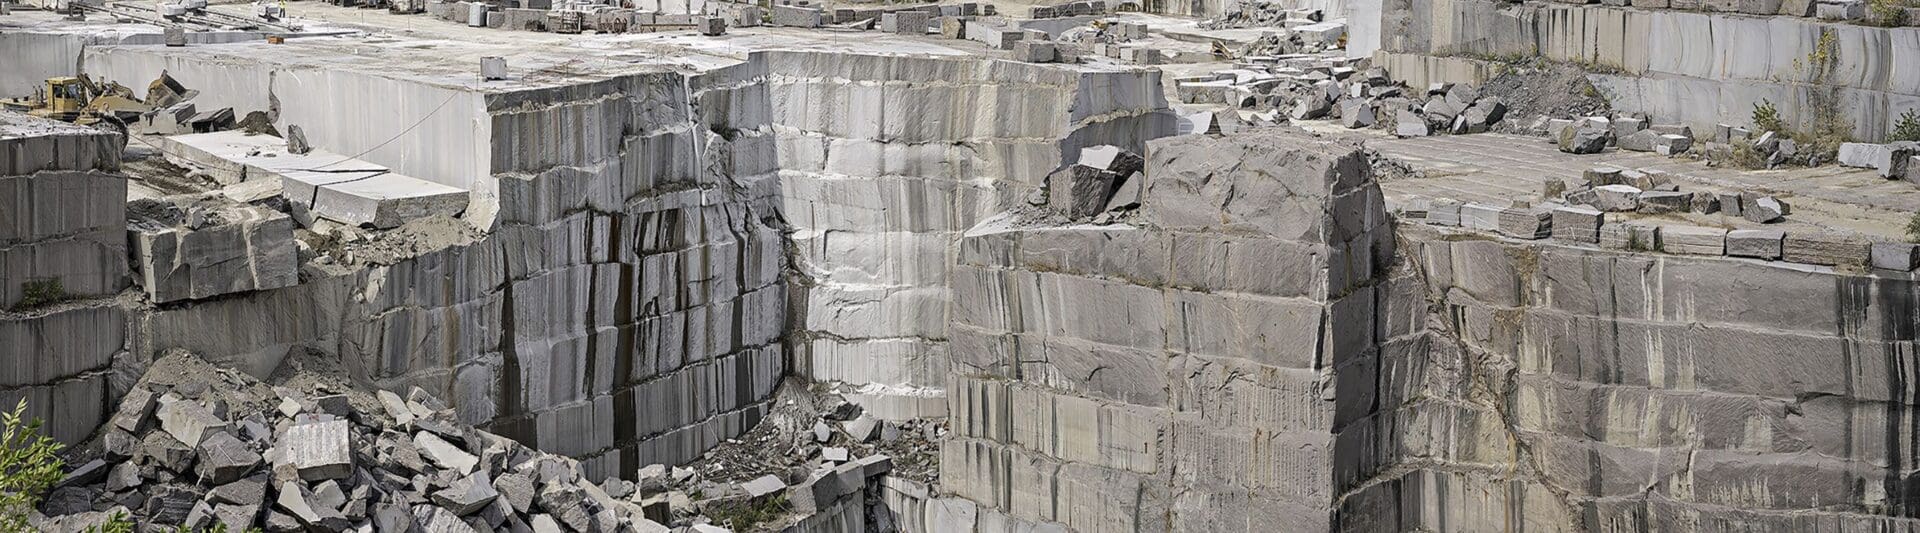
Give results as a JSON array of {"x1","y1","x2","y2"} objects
[
  {"x1": 937, "y1": 129, "x2": 1920, "y2": 531},
  {"x1": 773, "y1": 51, "x2": 1175, "y2": 421},
  {"x1": 1376, "y1": 0, "x2": 1920, "y2": 141},
  {"x1": 1340, "y1": 228, "x2": 1920, "y2": 531},
  {"x1": 941, "y1": 132, "x2": 1394, "y2": 531}
]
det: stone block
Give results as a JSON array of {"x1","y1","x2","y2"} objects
[
  {"x1": 1636, "y1": 191, "x2": 1692, "y2": 214},
  {"x1": 1658, "y1": 225, "x2": 1727, "y2": 256},
  {"x1": 1600, "y1": 222, "x2": 1658, "y2": 251},
  {"x1": 1459, "y1": 203, "x2": 1502, "y2": 231},
  {"x1": 771, "y1": 5, "x2": 821, "y2": 27},
  {"x1": 1567, "y1": 184, "x2": 1642, "y2": 212},
  {"x1": 1011, "y1": 40, "x2": 1056, "y2": 63},
  {"x1": 284, "y1": 420, "x2": 353, "y2": 481},
  {"x1": 1496, "y1": 208, "x2": 1551, "y2": 239},
  {"x1": 1654, "y1": 134, "x2": 1693, "y2": 155},
  {"x1": 1550, "y1": 206, "x2": 1603, "y2": 243},
  {"x1": 1872, "y1": 242, "x2": 1920, "y2": 271},
  {"x1": 1726, "y1": 229, "x2": 1785, "y2": 260},
  {"x1": 1784, "y1": 232, "x2": 1871, "y2": 267},
  {"x1": 283, "y1": 171, "x2": 469, "y2": 229},
  {"x1": 1742, "y1": 195, "x2": 1786, "y2": 223},
  {"x1": 1426, "y1": 200, "x2": 1461, "y2": 226},
  {"x1": 131, "y1": 202, "x2": 297, "y2": 304},
  {"x1": 157, "y1": 399, "x2": 226, "y2": 446}
]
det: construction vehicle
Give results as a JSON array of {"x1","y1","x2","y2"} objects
[{"x1": 1, "y1": 74, "x2": 189, "y2": 145}]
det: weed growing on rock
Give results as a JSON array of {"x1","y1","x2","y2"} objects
[
  {"x1": 1892, "y1": 109, "x2": 1920, "y2": 142},
  {"x1": 12, "y1": 278, "x2": 68, "y2": 311},
  {"x1": 1752, "y1": 100, "x2": 1785, "y2": 135},
  {"x1": 1906, "y1": 212, "x2": 1920, "y2": 243},
  {"x1": 0, "y1": 400, "x2": 64, "y2": 532}
]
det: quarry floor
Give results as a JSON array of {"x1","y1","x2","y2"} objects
[{"x1": 1322, "y1": 128, "x2": 1919, "y2": 241}]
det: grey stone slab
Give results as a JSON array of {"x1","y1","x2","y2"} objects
[
  {"x1": 432, "y1": 471, "x2": 499, "y2": 516},
  {"x1": 195, "y1": 431, "x2": 262, "y2": 485},
  {"x1": 1658, "y1": 225, "x2": 1727, "y2": 256},
  {"x1": 1496, "y1": 208, "x2": 1551, "y2": 239},
  {"x1": 1459, "y1": 203, "x2": 1502, "y2": 231},
  {"x1": 1726, "y1": 229, "x2": 1785, "y2": 260},
  {"x1": 285, "y1": 420, "x2": 353, "y2": 481},
  {"x1": 1784, "y1": 232, "x2": 1871, "y2": 267},
  {"x1": 1871, "y1": 242, "x2": 1919, "y2": 271},
  {"x1": 1550, "y1": 206, "x2": 1603, "y2": 243},
  {"x1": 1599, "y1": 222, "x2": 1658, "y2": 251}
]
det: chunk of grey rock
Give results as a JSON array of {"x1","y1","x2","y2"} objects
[
  {"x1": 158, "y1": 400, "x2": 227, "y2": 446},
  {"x1": 821, "y1": 446, "x2": 851, "y2": 463},
  {"x1": 275, "y1": 481, "x2": 322, "y2": 525},
  {"x1": 492, "y1": 472, "x2": 535, "y2": 513},
  {"x1": 377, "y1": 390, "x2": 415, "y2": 427},
  {"x1": 111, "y1": 387, "x2": 158, "y2": 433},
  {"x1": 142, "y1": 431, "x2": 197, "y2": 473},
  {"x1": 1616, "y1": 129, "x2": 1659, "y2": 152},
  {"x1": 213, "y1": 503, "x2": 260, "y2": 532},
  {"x1": 1559, "y1": 125, "x2": 1609, "y2": 154},
  {"x1": 812, "y1": 420, "x2": 832, "y2": 443},
  {"x1": 1654, "y1": 134, "x2": 1693, "y2": 155},
  {"x1": 841, "y1": 417, "x2": 879, "y2": 442},
  {"x1": 145, "y1": 485, "x2": 203, "y2": 525},
  {"x1": 1571, "y1": 184, "x2": 1642, "y2": 212},
  {"x1": 1104, "y1": 172, "x2": 1143, "y2": 212},
  {"x1": 1045, "y1": 165, "x2": 1118, "y2": 219},
  {"x1": 285, "y1": 420, "x2": 353, "y2": 481},
  {"x1": 1339, "y1": 99, "x2": 1375, "y2": 128},
  {"x1": 1726, "y1": 229, "x2": 1786, "y2": 260},
  {"x1": 433, "y1": 471, "x2": 499, "y2": 516},
  {"x1": 741, "y1": 474, "x2": 786, "y2": 498},
  {"x1": 413, "y1": 504, "x2": 480, "y2": 533},
  {"x1": 1637, "y1": 191, "x2": 1692, "y2": 214},
  {"x1": 196, "y1": 431, "x2": 262, "y2": 484},
  {"x1": 1742, "y1": 195, "x2": 1786, "y2": 223},
  {"x1": 415, "y1": 432, "x2": 478, "y2": 475},
  {"x1": 1395, "y1": 109, "x2": 1429, "y2": 137},
  {"x1": 1689, "y1": 192, "x2": 1720, "y2": 214}
]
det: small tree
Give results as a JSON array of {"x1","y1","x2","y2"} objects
[
  {"x1": 0, "y1": 400, "x2": 65, "y2": 532},
  {"x1": 1752, "y1": 100, "x2": 1786, "y2": 134},
  {"x1": 1892, "y1": 109, "x2": 1920, "y2": 142}
]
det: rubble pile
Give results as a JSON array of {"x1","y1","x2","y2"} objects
[
  {"x1": 1015, "y1": 144, "x2": 1147, "y2": 226},
  {"x1": 1527, "y1": 114, "x2": 1695, "y2": 156},
  {"x1": 34, "y1": 352, "x2": 674, "y2": 533},
  {"x1": 636, "y1": 381, "x2": 939, "y2": 531},
  {"x1": 1176, "y1": 64, "x2": 1518, "y2": 137},
  {"x1": 1199, "y1": 1, "x2": 1320, "y2": 29},
  {"x1": 1564, "y1": 166, "x2": 1789, "y2": 223}
]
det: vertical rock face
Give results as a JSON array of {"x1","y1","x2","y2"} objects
[
  {"x1": 0, "y1": 112, "x2": 129, "y2": 444},
  {"x1": 942, "y1": 133, "x2": 1392, "y2": 531},
  {"x1": 770, "y1": 51, "x2": 1174, "y2": 421},
  {"x1": 1338, "y1": 232, "x2": 1920, "y2": 530}
]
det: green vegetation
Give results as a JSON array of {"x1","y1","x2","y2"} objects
[
  {"x1": 1868, "y1": 0, "x2": 1911, "y2": 26},
  {"x1": 0, "y1": 400, "x2": 65, "y2": 533},
  {"x1": 1906, "y1": 212, "x2": 1920, "y2": 243},
  {"x1": 1892, "y1": 109, "x2": 1920, "y2": 142},
  {"x1": 706, "y1": 496, "x2": 790, "y2": 532},
  {"x1": 1751, "y1": 100, "x2": 1785, "y2": 135},
  {"x1": 82, "y1": 512, "x2": 133, "y2": 533},
  {"x1": 12, "y1": 278, "x2": 69, "y2": 311}
]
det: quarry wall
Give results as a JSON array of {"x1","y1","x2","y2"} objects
[
  {"x1": 1377, "y1": 0, "x2": 1920, "y2": 141},
  {"x1": 771, "y1": 50, "x2": 1175, "y2": 421},
  {"x1": 941, "y1": 133, "x2": 1394, "y2": 531}
]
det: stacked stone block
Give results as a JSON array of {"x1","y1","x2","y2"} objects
[
  {"x1": 0, "y1": 112, "x2": 130, "y2": 444},
  {"x1": 943, "y1": 133, "x2": 1393, "y2": 531}
]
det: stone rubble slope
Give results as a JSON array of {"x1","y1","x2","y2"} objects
[{"x1": 33, "y1": 351, "x2": 677, "y2": 533}]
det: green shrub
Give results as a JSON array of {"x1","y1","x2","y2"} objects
[
  {"x1": 1907, "y1": 212, "x2": 1920, "y2": 243},
  {"x1": 0, "y1": 400, "x2": 65, "y2": 532},
  {"x1": 12, "y1": 278, "x2": 67, "y2": 311},
  {"x1": 1892, "y1": 109, "x2": 1920, "y2": 142},
  {"x1": 1752, "y1": 100, "x2": 1785, "y2": 134}
]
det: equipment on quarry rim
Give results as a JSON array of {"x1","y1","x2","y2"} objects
[
  {"x1": 1211, "y1": 40, "x2": 1234, "y2": 59},
  {"x1": 0, "y1": 73, "x2": 189, "y2": 146}
]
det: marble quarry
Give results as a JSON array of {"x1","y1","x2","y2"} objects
[{"x1": 5, "y1": 0, "x2": 1920, "y2": 530}]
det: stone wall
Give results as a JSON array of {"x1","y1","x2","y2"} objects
[
  {"x1": 1377, "y1": 0, "x2": 1920, "y2": 141},
  {"x1": 772, "y1": 51, "x2": 1175, "y2": 421},
  {"x1": 940, "y1": 133, "x2": 1393, "y2": 531},
  {"x1": 0, "y1": 113, "x2": 130, "y2": 445}
]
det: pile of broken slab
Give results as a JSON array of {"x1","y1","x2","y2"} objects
[
  {"x1": 1405, "y1": 165, "x2": 1920, "y2": 272},
  {"x1": 1839, "y1": 141, "x2": 1920, "y2": 182},
  {"x1": 34, "y1": 352, "x2": 677, "y2": 533},
  {"x1": 1019, "y1": 145, "x2": 1146, "y2": 225}
]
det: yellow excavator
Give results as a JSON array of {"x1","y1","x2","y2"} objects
[{"x1": 2, "y1": 74, "x2": 187, "y2": 144}]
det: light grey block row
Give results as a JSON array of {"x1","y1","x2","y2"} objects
[
  {"x1": 0, "y1": 111, "x2": 122, "y2": 176},
  {"x1": 0, "y1": 170, "x2": 126, "y2": 246}
]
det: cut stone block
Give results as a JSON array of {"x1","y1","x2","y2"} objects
[
  {"x1": 130, "y1": 201, "x2": 297, "y2": 304},
  {"x1": 157, "y1": 399, "x2": 227, "y2": 446},
  {"x1": 1550, "y1": 206, "x2": 1603, "y2": 243},
  {"x1": 1600, "y1": 222, "x2": 1658, "y2": 251},
  {"x1": 1459, "y1": 203, "x2": 1502, "y2": 231},
  {"x1": 432, "y1": 471, "x2": 499, "y2": 516},
  {"x1": 1658, "y1": 225, "x2": 1727, "y2": 256},
  {"x1": 1426, "y1": 199, "x2": 1461, "y2": 226},
  {"x1": 1872, "y1": 242, "x2": 1920, "y2": 271},
  {"x1": 1726, "y1": 229, "x2": 1785, "y2": 260},
  {"x1": 195, "y1": 431, "x2": 262, "y2": 485},
  {"x1": 1637, "y1": 191, "x2": 1692, "y2": 214},
  {"x1": 1496, "y1": 208, "x2": 1551, "y2": 239},
  {"x1": 1784, "y1": 232, "x2": 1871, "y2": 267},
  {"x1": 1742, "y1": 195, "x2": 1786, "y2": 223},
  {"x1": 741, "y1": 474, "x2": 785, "y2": 498},
  {"x1": 1568, "y1": 184, "x2": 1641, "y2": 212},
  {"x1": 284, "y1": 420, "x2": 353, "y2": 481}
]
